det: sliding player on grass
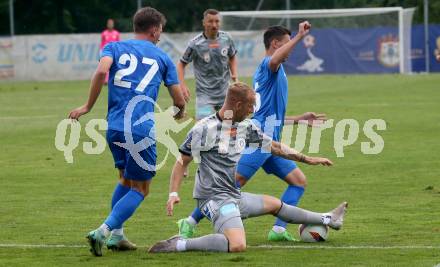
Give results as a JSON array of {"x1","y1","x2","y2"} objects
[
  {"x1": 178, "y1": 21, "x2": 328, "y2": 242},
  {"x1": 149, "y1": 82, "x2": 347, "y2": 253}
]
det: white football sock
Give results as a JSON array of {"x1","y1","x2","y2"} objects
[
  {"x1": 186, "y1": 234, "x2": 229, "y2": 252},
  {"x1": 111, "y1": 228, "x2": 124, "y2": 236},
  {"x1": 99, "y1": 224, "x2": 111, "y2": 237},
  {"x1": 176, "y1": 239, "x2": 187, "y2": 252},
  {"x1": 322, "y1": 214, "x2": 331, "y2": 225},
  {"x1": 276, "y1": 204, "x2": 325, "y2": 225},
  {"x1": 272, "y1": 225, "x2": 286, "y2": 233},
  {"x1": 186, "y1": 216, "x2": 197, "y2": 226}
]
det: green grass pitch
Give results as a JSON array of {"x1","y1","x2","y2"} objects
[{"x1": 0, "y1": 74, "x2": 439, "y2": 266}]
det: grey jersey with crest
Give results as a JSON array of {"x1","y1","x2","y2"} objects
[
  {"x1": 179, "y1": 113, "x2": 272, "y2": 202},
  {"x1": 181, "y1": 31, "x2": 237, "y2": 105}
]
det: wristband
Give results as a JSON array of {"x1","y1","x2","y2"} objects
[{"x1": 169, "y1": 192, "x2": 178, "y2": 197}]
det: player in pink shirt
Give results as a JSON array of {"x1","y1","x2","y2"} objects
[{"x1": 100, "y1": 19, "x2": 120, "y2": 83}]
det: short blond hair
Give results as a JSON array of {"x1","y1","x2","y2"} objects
[{"x1": 225, "y1": 82, "x2": 254, "y2": 103}]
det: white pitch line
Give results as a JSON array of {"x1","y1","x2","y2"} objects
[
  {"x1": 1, "y1": 244, "x2": 439, "y2": 250},
  {"x1": 252, "y1": 245, "x2": 440, "y2": 250},
  {"x1": 0, "y1": 244, "x2": 87, "y2": 248}
]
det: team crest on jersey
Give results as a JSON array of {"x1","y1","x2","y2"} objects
[
  {"x1": 221, "y1": 47, "x2": 228, "y2": 57},
  {"x1": 377, "y1": 34, "x2": 399, "y2": 68},
  {"x1": 236, "y1": 138, "x2": 246, "y2": 151},
  {"x1": 204, "y1": 52, "x2": 211, "y2": 63}
]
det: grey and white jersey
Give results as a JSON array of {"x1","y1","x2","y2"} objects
[
  {"x1": 179, "y1": 113, "x2": 272, "y2": 202},
  {"x1": 181, "y1": 31, "x2": 237, "y2": 106}
]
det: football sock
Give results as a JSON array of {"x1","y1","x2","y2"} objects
[
  {"x1": 276, "y1": 203, "x2": 326, "y2": 225},
  {"x1": 272, "y1": 225, "x2": 287, "y2": 234},
  {"x1": 189, "y1": 207, "x2": 205, "y2": 224},
  {"x1": 176, "y1": 239, "x2": 186, "y2": 251},
  {"x1": 111, "y1": 183, "x2": 130, "y2": 209},
  {"x1": 98, "y1": 224, "x2": 111, "y2": 238},
  {"x1": 186, "y1": 216, "x2": 198, "y2": 226},
  {"x1": 104, "y1": 189, "x2": 144, "y2": 230},
  {"x1": 179, "y1": 234, "x2": 229, "y2": 252},
  {"x1": 111, "y1": 228, "x2": 123, "y2": 236},
  {"x1": 274, "y1": 185, "x2": 305, "y2": 230},
  {"x1": 110, "y1": 183, "x2": 130, "y2": 233}
]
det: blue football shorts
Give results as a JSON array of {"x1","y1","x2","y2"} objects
[
  {"x1": 106, "y1": 129, "x2": 156, "y2": 181},
  {"x1": 236, "y1": 148, "x2": 297, "y2": 180}
]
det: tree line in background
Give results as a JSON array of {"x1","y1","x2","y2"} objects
[{"x1": 0, "y1": 0, "x2": 438, "y2": 35}]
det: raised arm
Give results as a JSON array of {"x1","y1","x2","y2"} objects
[
  {"x1": 269, "y1": 21, "x2": 310, "y2": 73},
  {"x1": 68, "y1": 56, "x2": 113, "y2": 120},
  {"x1": 167, "y1": 154, "x2": 193, "y2": 216},
  {"x1": 167, "y1": 84, "x2": 186, "y2": 120},
  {"x1": 270, "y1": 140, "x2": 333, "y2": 166}
]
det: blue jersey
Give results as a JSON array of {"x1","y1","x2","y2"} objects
[
  {"x1": 101, "y1": 39, "x2": 179, "y2": 137},
  {"x1": 252, "y1": 57, "x2": 288, "y2": 142}
]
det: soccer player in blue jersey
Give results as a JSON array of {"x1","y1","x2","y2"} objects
[
  {"x1": 68, "y1": 7, "x2": 186, "y2": 256},
  {"x1": 178, "y1": 21, "x2": 327, "y2": 242},
  {"x1": 238, "y1": 22, "x2": 327, "y2": 241}
]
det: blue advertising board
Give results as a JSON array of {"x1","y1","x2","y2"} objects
[{"x1": 284, "y1": 24, "x2": 440, "y2": 74}]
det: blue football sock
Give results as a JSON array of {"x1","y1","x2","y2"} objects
[
  {"x1": 190, "y1": 207, "x2": 205, "y2": 223},
  {"x1": 111, "y1": 183, "x2": 130, "y2": 210},
  {"x1": 104, "y1": 189, "x2": 144, "y2": 230},
  {"x1": 274, "y1": 185, "x2": 305, "y2": 228}
]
